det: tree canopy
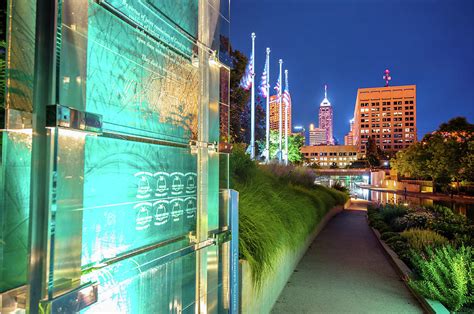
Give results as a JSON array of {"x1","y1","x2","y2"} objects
[
  {"x1": 257, "y1": 130, "x2": 304, "y2": 163},
  {"x1": 392, "y1": 117, "x2": 474, "y2": 190}
]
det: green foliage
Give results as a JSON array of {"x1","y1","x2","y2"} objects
[
  {"x1": 262, "y1": 163, "x2": 316, "y2": 189},
  {"x1": 229, "y1": 143, "x2": 256, "y2": 183},
  {"x1": 388, "y1": 240, "x2": 410, "y2": 261},
  {"x1": 229, "y1": 50, "x2": 251, "y2": 143},
  {"x1": 391, "y1": 210, "x2": 434, "y2": 231},
  {"x1": 438, "y1": 117, "x2": 474, "y2": 133},
  {"x1": 409, "y1": 245, "x2": 474, "y2": 312},
  {"x1": 331, "y1": 181, "x2": 349, "y2": 194},
  {"x1": 380, "y1": 232, "x2": 399, "y2": 241},
  {"x1": 257, "y1": 130, "x2": 304, "y2": 163},
  {"x1": 378, "y1": 204, "x2": 408, "y2": 224},
  {"x1": 426, "y1": 205, "x2": 470, "y2": 243},
  {"x1": 366, "y1": 136, "x2": 382, "y2": 167},
  {"x1": 392, "y1": 117, "x2": 474, "y2": 188},
  {"x1": 231, "y1": 148, "x2": 346, "y2": 289},
  {"x1": 401, "y1": 228, "x2": 448, "y2": 251}
]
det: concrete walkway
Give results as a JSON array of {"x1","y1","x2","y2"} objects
[{"x1": 272, "y1": 200, "x2": 423, "y2": 314}]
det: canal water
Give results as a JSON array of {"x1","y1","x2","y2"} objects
[{"x1": 355, "y1": 187, "x2": 474, "y2": 222}]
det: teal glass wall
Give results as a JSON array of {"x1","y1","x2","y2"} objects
[
  {"x1": 0, "y1": 0, "x2": 36, "y2": 293},
  {"x1": 2, "y1": 0, "x2": 231, "y2": 312}
]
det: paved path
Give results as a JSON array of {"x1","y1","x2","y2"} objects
[{"x1": 272, "y1": 200, "x2": 423, "y2": 314}]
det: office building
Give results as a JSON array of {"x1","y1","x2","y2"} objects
[
  {"x1": 300, "y1": 145, "x2": 360, "y2": 168},
  {"x1": 344, "y1": 119, "x2": 354, "y2": 145},
  {"x1": 309, "y1": 123, "x2": 327, "y2": 146},
  {"x1": 269, "y1": 95, "x2": 292, "y2": 134},
  {"x1": 352, "y1": 85, "x2": 417, "y2": 155},
  {"x1": 318, "y1": 85, "x2": 334, "y2": 145}
]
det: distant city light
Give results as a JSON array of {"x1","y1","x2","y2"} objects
[{"x1": 294, "y1": 125, "x2": 304, "y2": 130}]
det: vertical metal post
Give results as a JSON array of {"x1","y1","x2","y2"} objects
[
  {"x1": 278, "y1": 59, "x2": 283, "y2": 162},
  {"x1": 265, "y1": 48, "x2": 270, "y2": 162},
  {"x1": 197, "y1": 1, "x2": 210, "y2": 312},
  {"x1": 28, "y1": 0, "x2": 58, "y2": 312},
  {"x1": 228, "y1": 189, "x2": 239, "y2": 314},
  {"x1": 250, "y1": 33, "x2": 256, "y2": 160},
  {"x1": 284, "y1": 69, "x2": 289, "y2": 165}
]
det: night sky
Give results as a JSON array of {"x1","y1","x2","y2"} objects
[{"x1": 230, "y1": 0, "x2": 474, "y2": 143}]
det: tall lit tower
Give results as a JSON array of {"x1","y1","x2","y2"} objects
[{"x1": 318, "y1": 84, "x2": 334, "y2": 145}]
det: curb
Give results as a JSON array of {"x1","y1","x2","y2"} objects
[{"x1": 369, "y1": 225, "x2": 450, "y2": 314}]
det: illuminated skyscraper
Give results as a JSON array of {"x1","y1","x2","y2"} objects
[
  {"x1": 269, "y1": 94, "x2": 292, "y2": 133},
  {"x1": 352, "y1": 84, "x2": 417, "y2": 155},
  {"x1": 344, "y1": 119, "x2": 354, "y2": 145},
  {"x1": 318, "y1": 85, "x2": 334, "y2": 145},
  {"x1": 309, "y1": 123, "x2": 326, "y2": 146}
]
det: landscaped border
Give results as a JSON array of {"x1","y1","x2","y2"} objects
[{"x1": 369, "y1": 224, "x2": 450, "y2": 314}]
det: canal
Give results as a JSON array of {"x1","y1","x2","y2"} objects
[{"x1": 355, "y1": 186, "x2": 474, "y2": 222}]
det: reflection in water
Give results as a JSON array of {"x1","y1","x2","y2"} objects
[{"x1": 355, "y1": 187, "x2": 474, "y2": 222}]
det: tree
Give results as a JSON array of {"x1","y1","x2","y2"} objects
[
  {"x1": 438, "y1": 117, "x2": 474, "y2": 134},
  {"x1": 229, "y1": 49, "x2": 266, "y2": 145},
  {"x1": 366, "y1": 136, "x2": 381, "y2": 167},
  {"x1": 257, "y1": 130, "x2": 304, "y2": 163},
  {"x1": 229, "y1": 50, "x2": 250, "y2": 143},
  {"x1": 392, "y1": 117, "x2": 474, "y2": 192},
  {"x1": 287, "y1": 134, "x2": 304, "y2": 163}
]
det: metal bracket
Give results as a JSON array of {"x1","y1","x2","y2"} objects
[
  {"x1": 189, "y1": 140, "x2": 219, "y2": 154},
  {"x1": 39, "y1": 282, "x2": 98, "y2": 313},
  {"x1": 212, "y1": 230, "x2": 232, "y2": 246},
  {"x1": 46, "y1": 104, "x2": 102, "y2": 134}
]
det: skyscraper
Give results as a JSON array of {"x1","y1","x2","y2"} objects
[
  {"x1": 352, "y1": 85, "x2": 417, "y2": 155},
  {"x1": 269, "y1": 94, "x2": 292, "y2": 133},
  {"x1": 309, "y1": 123, "x2": 327, "y2": 146},
  {"x1": 344, "y1": 119, "x2": 354, "y2": 145},
  {"x1": 318, "y1": 85, "x2": 334, "y2": 145}
]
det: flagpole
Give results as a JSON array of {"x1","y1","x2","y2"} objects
[
  {"x1": 250, "y1": 32, "x2": 256, "y2": 160},
  {"x1": 284, "y1": 69, "x2": 289, "y2": 165},
  {"x1": 265, "y1": 48, "x2": 270, "y2": 162},
  {"x1": 278, "y1": 59, "x2": 283, "y2": 162}
]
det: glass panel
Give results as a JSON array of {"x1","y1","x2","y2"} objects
[
  {"x1": 0, "y1": 0, "x2": 36, "y2": 293},
  {"x1": 81, "y1": 244, "x2": 196, "y2": 313},
  {"x1": 101, "y1": 0, "x2": 197, "y2": 56},
  {"x1": 59, "y1": 0, "x2": 89, "y2": 111},
  {"x1": 207, "y1": 1, "x2": 231, "y2": 66},
  {"x1": 81, "y1": 136, "x2": 197, "y2": 267},
  {"x1": 86, "y1": 1, "x2": 199, "y2": 142},
  {"x1": 4, "y1": 0, "x2": 36, "y2": 112},
  {"x1": 0, "y1": 130, "x2": 32, "y2": 292}
]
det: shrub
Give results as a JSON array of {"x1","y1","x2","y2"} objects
[
  {"x1": 426, "y1": 207, "x2": 469, "y2": 241},
  {"x1": 409, "y1": 245, "x2": 474, "y2": 312},
  {"x1": 230, "y1": 143, "x2": 256, "y2": 183},
  {"x1": 385, "y1": 235, "x2": 406, "y2": 245},
  {"x1": 372, "y1": 220, "x2": 390, "y2": 232},
  {"x1": 381, "y1": 232, "x2": 399, "y2": 241},
  {"x1": 379, "y1": 204, "x2": 408, "y2": 224},
  {"x1": 261, "y1": 163, "x2": 322, "y2": 190},
  {"x1": 389, "y1": 240, "x2": 410, "y2": 261},
  {"x1": 401, "y1": 228, "x2": 448, "y2": 251},
  {"x1": 393, "y1": 210, "x2": 434, "y2": 231},
  {"x1": 331, "y1": 181, "x2": 349, "y2": 194}
]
